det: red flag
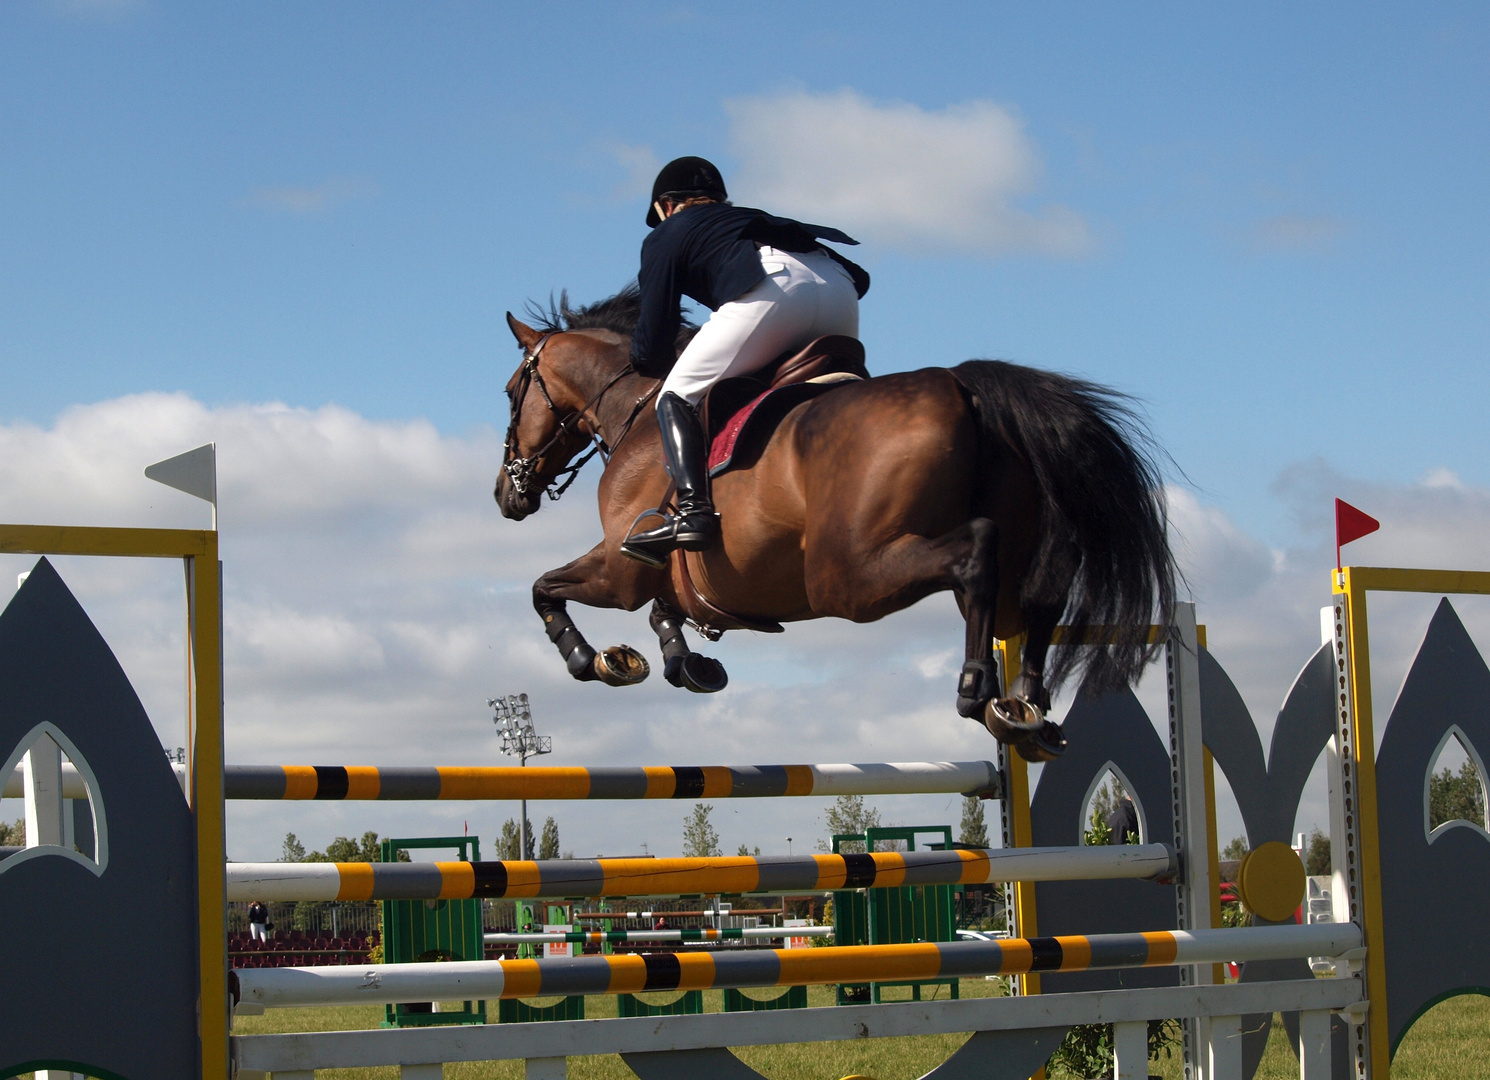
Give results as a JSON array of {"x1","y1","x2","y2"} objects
[{"x1": 1335, "y1": 498, "x2": 1380, "y2": 569}]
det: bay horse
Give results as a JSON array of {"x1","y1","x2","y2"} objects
[{"x1": 494, "y1": 288, "x2": 1176, "y2": 760}]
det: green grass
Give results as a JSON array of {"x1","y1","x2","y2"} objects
[{"x1": 225, "y1": 982, "x2": 1490, "y2": 1079}]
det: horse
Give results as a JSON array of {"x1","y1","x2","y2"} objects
[{"x1": 493, "y1": 288, "x2": 1176, "y2": 760}]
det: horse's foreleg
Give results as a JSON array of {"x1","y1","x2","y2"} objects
[
  {"x1": 534, "y1": 544, "x2": 651, "y2": 687},
  {"x1": 649, "y1": 600, "x2": 728, "y2": 694}
]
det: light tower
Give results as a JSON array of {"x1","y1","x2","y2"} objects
[{"x1": 489, "y1": 693, "x2": 551, "y2": 859}]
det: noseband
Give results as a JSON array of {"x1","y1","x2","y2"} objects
[{"x1": 502, "y1": 333, "x2": 657, "y2": 502}]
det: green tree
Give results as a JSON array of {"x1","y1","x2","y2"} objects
[
  {"x1": 283, "y1": 830, "x2": 406, "y2": 864},
  {"x1": 497, "y1": 819, "x2": 521, "y2": 861},
  {"x1": 1049, "y1": 1019, "x2": 1183, "y2": 1079},
  {"x1": 1088, "y1": 775, "x2": 1126, "y2": 824},
  {"x1": 539, "y1": 816, "x2": 561, "y2": 860},
  {"x1": 1304, "y1": 827, "x2": 1331, "y2": 877},
  {"x1": 818, "y1": 794, "x2": 882, "y2": 852},
  {"x1": 736, "y1": 843, "x2": 761, "y2": 857},
  {"x1": 1222, "y1": 836, "x2": 1249, "y2": 861},
  {"x1": 322, "y1": 831, "x2": 383, "y2": 863},
  {"x1": 959, "y1": 796, "x2": 990, "y2": 848},
  {"x1": 1429, "y1": 760, "x2": 1487, "y2": 831},
  {"x1": 1083, "y1": 802, "x2": 1113, "y2": 846},
  {"x1": 0, "y1": 818, "x2": 24, "y2": 845},
  {"x1": 682, "y1": 803, "x2": 722, "y2": 857}
]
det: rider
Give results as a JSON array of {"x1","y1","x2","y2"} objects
[{"x1": 620, "y1": 156, "x2": 870, "y2": 568}]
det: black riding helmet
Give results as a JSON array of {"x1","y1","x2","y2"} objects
[{"x1": 646, "y1": 156, "x2": 727, "y2": 228}]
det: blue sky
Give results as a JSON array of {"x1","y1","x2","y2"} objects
[
  {"x1": 3, "y1": 3, "x2": 1489, "y2": 858},
  {"x1": 6, "y1": 4, "x2": 1488, "y2": 535}
]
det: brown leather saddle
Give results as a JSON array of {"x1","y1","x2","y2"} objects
[
  {"x1": 700, "y1": 334, "x2": 868, "y2": 476},
  {"x1": 666, "y1": 336, "x2": 868, "y2": 638}
]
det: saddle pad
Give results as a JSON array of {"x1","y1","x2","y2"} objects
[{"x1": 707, "y1": 380, "x2": 855, "y2": 478}]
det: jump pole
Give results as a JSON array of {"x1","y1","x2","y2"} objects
[
  {"x1": 180, "y1": 759, "x2": 1002, "y2": 800},
  {"x1": 233, "y1": 922, "x2": 1362, "y2": 1010},
  {"x1": 225, "y1": 843, "x2": 1177, "y2": 901}
]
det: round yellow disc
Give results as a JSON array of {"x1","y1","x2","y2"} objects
[{"x1": 1235, "y1": 841, "x2": 1307, "y2": 923}]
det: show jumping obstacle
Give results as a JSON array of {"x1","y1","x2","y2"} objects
[
  {"x1": 225, "y1": 843, "x2": 1176, "y2": 902},
  {"x1": 209, "y1": 759, "x2": 1001, "y2": 800},
  {"x1": 6, "y1": 511, "x2": 1490, "y2": 1080},
  {"x1": 233, "y1": 923, "x2": 1361, "y2": 1010}
]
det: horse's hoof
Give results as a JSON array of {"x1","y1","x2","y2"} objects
[
  {"x1": 984, "y1": 696, "x2": 1046, "y2": 740},
  {"x1": 1015, "y1": 721, "x2": 1068, "y2": 762},
  {"x1": 955, "y1": 659, "x2": 997, "y2": 719},
  {"x1": 593, "y1": 645, "x2": 650, "y2": 686},
  {"x1": 678, "y1": 653, "x2": 727, "y2": 694}
]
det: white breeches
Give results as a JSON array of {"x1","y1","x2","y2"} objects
[{"x1": 660, "y1": 246, "x2": 860, "y2": 407}]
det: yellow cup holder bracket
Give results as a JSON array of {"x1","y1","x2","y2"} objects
[{"x1": 1235, "y1": 840, "x2": 1307, "y2": 923}]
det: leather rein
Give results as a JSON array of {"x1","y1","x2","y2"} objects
[{"x1": 502, "y1": 333, "x2": 659, "y2": 502}]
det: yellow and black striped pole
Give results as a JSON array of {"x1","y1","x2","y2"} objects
[
  {"x1": 234, "y1": 922, "x2": 1362, "y2": 1011},
  {"x1": 227, "y1": 843, "x2": 1176, "y2": 902}
]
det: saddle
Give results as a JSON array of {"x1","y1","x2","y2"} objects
[
  {"x1": 666, "y1": 336, "x2": 868, "y2": 639},
  {"x1": 700, "y1": 335, "x2": 868, "y2": 476}
]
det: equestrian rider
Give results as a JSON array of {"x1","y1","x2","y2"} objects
[{"x1": 621, "y1": 156, "x2": 871, "y2": 568}]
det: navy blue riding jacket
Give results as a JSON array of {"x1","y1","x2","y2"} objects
[{"x1": 631, "y1": 202, "x2": 870, "y2": 377}]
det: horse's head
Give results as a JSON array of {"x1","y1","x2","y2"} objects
[{"x1": 495, "y1": 313, "x2": 624, "y2": 520}]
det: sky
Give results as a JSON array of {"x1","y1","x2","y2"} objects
[{"x1": 2, "y1": 2, "x2": 1488, "y2": 861}]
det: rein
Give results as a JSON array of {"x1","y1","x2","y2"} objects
[{"x1": 503, "y1": 333, "x2": 659, "y2": 502}]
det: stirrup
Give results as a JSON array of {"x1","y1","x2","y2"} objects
[{"x1": 620, "y1": 507, "x2": 672, "y2": 569}]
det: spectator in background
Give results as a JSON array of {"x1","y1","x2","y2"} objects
[
  {"x1": 248, "y1": 899, "x2": 269, "y2": 942},
  {"x1": 1107, "y1": 796, "x2": 1140, "y2": 845}
]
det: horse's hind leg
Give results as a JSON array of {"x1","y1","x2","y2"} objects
[
  {"x1": 533, "y1": 543, "x2": 651, "y2": 687},
  {"x1": 948, "y1": 521, "x2": 1067, "y2": 761},
  {"x1": 649, "y1": 600, "x2": 728, "y2": 694},
  {"x1": 952, "y1": 518, "x2": 1003, "y2": 720},
  {"x1": 992, "y1": 603, "x2": 1068, "y2": 762}
]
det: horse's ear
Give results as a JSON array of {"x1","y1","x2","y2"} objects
[{"x1": 506, "y1": 312, "x2": 544, "y2": 350}]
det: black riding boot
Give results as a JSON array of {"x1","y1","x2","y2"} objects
[{"x1": 621, "y1": 392, "x2": 721, "y2": 568}]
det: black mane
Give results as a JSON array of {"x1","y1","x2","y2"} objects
[{"x1": 527, "y1": 283, "x2": 698, "y2": 349}]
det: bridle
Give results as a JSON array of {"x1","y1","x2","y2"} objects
[{"x1": 502, "y1": 333, "x2": 659, "y2": 502}]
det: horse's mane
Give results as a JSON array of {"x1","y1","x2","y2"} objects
[{"x1": 527, "y1": 284, "x2": 699, "y2": 350}]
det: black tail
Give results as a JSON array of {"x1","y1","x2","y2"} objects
[{"x1": 951, "y1": 359, "x2": 1178, "y2": 694}]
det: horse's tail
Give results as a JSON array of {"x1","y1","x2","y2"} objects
[{"x1": 950, "y1": 359, "x2": 1178, "y2": 694}]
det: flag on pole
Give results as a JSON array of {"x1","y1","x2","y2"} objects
[{"x1": 1335, "y1": 498, "x2": 1380, "y2": 570}]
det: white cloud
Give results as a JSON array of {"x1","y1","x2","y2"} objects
[
  {"x1": 240, "y1": 177, "x2": 379, "y2": 215},
  {"x1": 726, "y1": 89, "x2": 1090, "y2": 258},
  {"x1": 1166, "y1": 487, "x2": 1277, "y2": 604},
  {"x1": 5, "y1": 396, "x2": 1488, "y2": 864}
]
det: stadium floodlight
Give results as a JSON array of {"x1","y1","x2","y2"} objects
[{"x1": 489, "y1": 693, "x2": 551, "y2": 858}]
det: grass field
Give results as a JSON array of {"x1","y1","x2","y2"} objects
[{"x1": 217, "y1": 980, "x2": 1490, "y2": 1080}]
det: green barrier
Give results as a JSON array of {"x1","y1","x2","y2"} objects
[
  {"x1": 498, "y1": 996, "x2": 586, "y2": 1023},
  {"x1": 722, "y1": 985, "x2": 808, "y2": 1011},
  {"x1": 379, "y1": 836, "x2": 487, "y2": 1028},
  {"x1": 833, "y1": 826, "x2": 961, "y2": 1006},
  {"x1": 618, "y1": 990, "x2": 704, "y2": 1017}
]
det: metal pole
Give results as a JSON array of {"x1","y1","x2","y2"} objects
[{"x1": 519, "y1": 742, "x2": 528, "y2": 860}]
